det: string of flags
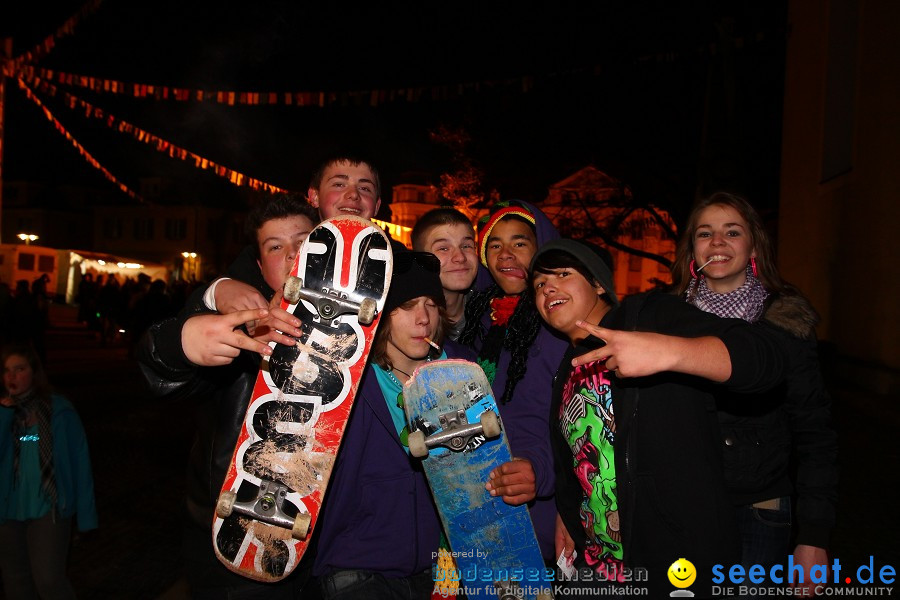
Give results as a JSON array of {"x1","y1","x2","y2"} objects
[
  {"x1": 17, "y1": 67, "x2": 288, "y2": 195},
  {"x1": 16, "y1": 64, "x2": 530, "y2": 108},
  {"x1": 16, "y1": 78, "x2": 144, "y2": 203},
  {"x1": 12, "y1": 0, "x2": 104, "y2": 70},
  {"x1": 5, "y1": 0, "x2": 783, "y2": 203}
]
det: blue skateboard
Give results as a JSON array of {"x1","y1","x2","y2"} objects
[{"x1": 404, "y1": 359, "x2": 552, "y2": 600}]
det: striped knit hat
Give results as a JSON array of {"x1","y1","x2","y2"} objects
[{"x1": 476, "y1": 201, "x2": 537, "y2": 267}]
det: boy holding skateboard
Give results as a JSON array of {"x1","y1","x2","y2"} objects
[
  {"x1": 456, "y1": 200, "x2": 570, "y2": 562},
  {"x1": 309, "y1": 249, "x2": 476, "y2": 599},
  {"x1": 137, "y1": 194, "x2": 317, "y2": 598},
  {"x1": 529, "y1": 239, "x2": 787, "y2": 597}
]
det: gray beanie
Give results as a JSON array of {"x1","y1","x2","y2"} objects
[{"x1": 530, "y1": 239, "x2": 619, "y2": 306}]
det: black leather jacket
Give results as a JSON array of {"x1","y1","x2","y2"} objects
[{"x1": 137, "y1": 283, "x2": 262, "y2": 527}]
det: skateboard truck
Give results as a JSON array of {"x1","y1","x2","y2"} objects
[
  {"x1": 283, "y1": 277, "x2": 377, "y2": 325},
  {"x1": 216, "y1": 480, "x2": 312, "y2": 540},
  {"x1": 408, "y1": 409, "x2": 501, "y2": 458}
]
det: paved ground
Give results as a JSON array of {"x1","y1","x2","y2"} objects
[{"x1": 1, "y1": 304, "x2": 898, "y2": 598}]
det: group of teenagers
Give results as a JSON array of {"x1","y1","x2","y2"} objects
[{"x1": 136, "y1": 155, "x2": 837, "y2": 600}]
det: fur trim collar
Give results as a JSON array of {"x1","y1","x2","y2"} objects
[{"x1": 762, "y1": 291, "x2": 819, "y2": 340}]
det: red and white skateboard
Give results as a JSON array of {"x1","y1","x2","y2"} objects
[{"x1": 212, "y1": 215, "x2": 392, "y2": 581}]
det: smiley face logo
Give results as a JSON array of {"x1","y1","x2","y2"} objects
[{"x1": 668, "y1": 558, "x2": 697, "y2": 589}]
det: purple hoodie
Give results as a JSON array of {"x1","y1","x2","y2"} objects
[{"x1": 464, "y1": 200, "x2": 568, "y2": 561}]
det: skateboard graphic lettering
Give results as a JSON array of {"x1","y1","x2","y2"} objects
[
  {"x1": 404, "y1": 359, "x2": 553, "y2": 600},
  {"x1": 213, "y1": 216, "x2": 391, "y2": 581}
]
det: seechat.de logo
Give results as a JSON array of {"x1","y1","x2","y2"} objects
[{"x1": 711, "y1": 555, "x2": 896, "y2": 596}]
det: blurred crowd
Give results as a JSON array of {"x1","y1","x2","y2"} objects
[{"x1": 0, "y1": 272, "x2": 205, "y2": 362}]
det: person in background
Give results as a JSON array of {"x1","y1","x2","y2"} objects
[
  {"x1": 671, "y1": 192, "x2": 838, "y2": 597},
  {"x1": 0, "y1": 343, "x2": 98, "y2": 600},
  {"x1": 411, "y1": 208, "x2": 479, "y2": 340}
]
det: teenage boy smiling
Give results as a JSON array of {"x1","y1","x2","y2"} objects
[{"x1": 530, "y1": 238, "x2": 787, "y2": 597}]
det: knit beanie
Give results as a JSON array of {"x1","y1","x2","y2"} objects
[
  {"x1": 530, "y1": 239, "x2": 619, "y2": 306},
  {"x1": 476, "y1": 201, "x2": 537, "y2": 267},
  {"x1": 384, "y1": 250, "x2": 445, "y2": 313}
]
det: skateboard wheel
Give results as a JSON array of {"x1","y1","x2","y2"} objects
[
  {"x1": 408, "y1": 430, "x2": 428, "y2": 458},
  {"x1": 216, "y1": 490, "x2": 236, "y2": 518},
  {"x1": 358, "y1": 298, "x2": 377, "y2": 325},
  {"x1": 283, "y1": 276, "x2": 303, "y2": 304},
  {"x1": 480, "y1": 411, "x2": 501, "y2": 438},
  {"x1": 292, "y1": 512, "x2": 312, "y2": 540}
]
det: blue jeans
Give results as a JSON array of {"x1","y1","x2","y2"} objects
[
  {"x1": 737, "y1": 496, "x2": 793, "y2": 569},
  {"x1": 730, "y1": 497, "x2": 792, "y2": 599},
  {"x1": 318, "y1": 569, "x2": 433, "y2": 600}
]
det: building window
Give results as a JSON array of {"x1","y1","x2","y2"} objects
[
  {"x1": 133, "y1": 218, "x2": 155, "y2": 241},
  {"x1": 18, "y1": 253, "x2": 35, "y2": 271},
  {"x1": 628, "y1": 220, "x2": 644, "y2": 239},
  {"x1": 38, "y1": 256, "x2": 55, "y2": 272},
  {"x1": 628, "y1": 254, "x2": 642, "y2": 272},
  {"x1": 165, "y1": 218, "x2": 187, "y2": 241},
  {"x1": 102, "y1": 218, "x2": 123, "y2": 240}
]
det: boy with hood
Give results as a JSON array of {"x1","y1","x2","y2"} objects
[{"x1": 456, "y1": 200, "x2": 569, "y2": 562}]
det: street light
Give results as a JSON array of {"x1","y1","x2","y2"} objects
[
  {"x1": 181, "y1": 251, "x2": 199, "y2": 280},
  {"x1": 17, "y1": 233, "x2": 39, "y2": 245}
]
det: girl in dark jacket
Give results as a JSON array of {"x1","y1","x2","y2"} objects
[{"x1": 671, "y1": 192, "x2": 838, "y2": 596}]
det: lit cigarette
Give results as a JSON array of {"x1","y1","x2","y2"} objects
[
  {"x1": 696, "y1": 258, "x2": 715, "y2": 273},
  {"x1": 423, "y1": 337, "x2": 441, "y2": 351}
]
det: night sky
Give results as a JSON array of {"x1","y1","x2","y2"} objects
[{"x1": 1, "y1": 1, "x2": 788, "y2": 225}]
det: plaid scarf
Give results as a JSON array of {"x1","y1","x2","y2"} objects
[
  {"x1": 687, "y1": 265, "x2": 769, "y2": 323},
  {"x1": 12, "y1": 389, "x2": 57, "y2": 508}
]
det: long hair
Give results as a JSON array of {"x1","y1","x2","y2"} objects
[
  {"x1": 2, "y1": 343, "x2": 53, "y2": 402},
  {"x1": 370, "y1": 299, "x2": 449, "y2": 371},
  {"x1": 672, "y1": 192, "x2": 788, "y2": 298},
  {"x1": 457, "y1": 284, "x2": 542, "y2": 405}
]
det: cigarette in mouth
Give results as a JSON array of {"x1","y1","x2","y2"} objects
[
  {"x1": 423, "y1": 337, "x2": 440, "y2": 351},
  {"x1": 696, "y1": 258, "x2": 715, "y2": 273}
]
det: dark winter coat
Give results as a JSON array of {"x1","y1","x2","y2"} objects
[
  {"x1": 717, "y1": 292, "x2": 838, "y2": 548},
  {"x1": 551, "y1": 292, "x2": 787, "y2": 597}
]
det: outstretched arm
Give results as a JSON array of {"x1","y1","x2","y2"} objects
[
  {"x1": 181, "y1": 308, "x2": 275, "y2": 366},
  {"x1": 570, "y1": 321, "x2": 732, "y2": 382}
]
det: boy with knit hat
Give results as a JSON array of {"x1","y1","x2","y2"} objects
[
  {"x1": 309, "y1": 249, "x2": 477, "y2": 599},
  {"x1": 530, "y1": 238, "x2": 788, "y2": 597},
  {"x1": 456, "y1": 200, "x2": 569, "y2": 563}
]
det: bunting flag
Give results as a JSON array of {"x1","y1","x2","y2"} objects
[
  {"x1": 16, "y1": 78, "x2": 143, "y2": 203},
  {"x1": 13, "y1": 29, "x2": 780, "y2": 109},
  {"x1": 18, "y1": 67, "x2": 288, "y2": 195},
  {"x1": 16, "y1": 65, "x2": 517, "y2": 108},
  {"x1": 12, "y1": 0, "x2": 105, "y2": 69}
]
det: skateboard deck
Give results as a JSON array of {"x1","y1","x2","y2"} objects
[
  {"x1": 404, "y1": 359, "x2": 552, "y2": 600},
  {"x1": 212, "y1": 215, "x2": 392, "y2": 581}
]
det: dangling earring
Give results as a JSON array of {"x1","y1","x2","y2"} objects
[
  {"x1": 750, "y1": 257, "x2": 758, "y2": 278},
  {"x1": 690, "y1": 259, "x2": 699, "y2": 279}
]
